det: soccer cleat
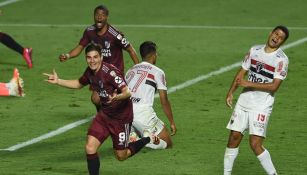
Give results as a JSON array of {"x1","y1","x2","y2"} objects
[
  {"x1": 9, "y1": 68, "x2": 25, "y2": 97},
  {"x1": 143, "y1": 130, "x2": 160, "y2": 145},
  {"x1": 23, "y1": 48, "x2": 33, "y2": 68}
]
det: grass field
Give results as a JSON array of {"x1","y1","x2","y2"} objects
[{"x1": 1, "y1": 0, "x2": 307, "y2": 174}]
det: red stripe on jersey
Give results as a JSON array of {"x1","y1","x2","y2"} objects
[
  {"x1": 147, "y1": 73, "x2": 155, "y2": 80},
  {"x1": 251, "y1": 59, "x2": 275, "y2": 72}
]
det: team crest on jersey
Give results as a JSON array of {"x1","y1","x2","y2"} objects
[
  {"x1": 114, "y1": 76, "x2": 123, "y2": 84},
  {"x1": 98, "y1": 80, "x2": 103, "y2": 89},
  {"x1": 256, "y1": 62, "x2": 264, "y2": 73},
  {"x1": 104, "y1": 41, "x2": 110, "y2": 49}
]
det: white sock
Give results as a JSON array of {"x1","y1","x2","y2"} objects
[
  {"x1": 257, "y1": 149, "x2": 277, "y2": 175},
  {"x1": 224, "y1": 147, "x2": 239, "y2": 175},
  {"x1": 146, "y1": 139, "x2": 167, "y2": 149}
]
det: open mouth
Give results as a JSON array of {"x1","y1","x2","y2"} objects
[
  {"x1": 271, "y1": 39, "x2": 277, "y2": 45},
  {"x1": 96, "y1": 21, "x2": 104, "y2": 28}
]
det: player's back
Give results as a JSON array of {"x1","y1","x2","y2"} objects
[{"x1": 125, "y1": 62, "x2": 167, "y2": 107}]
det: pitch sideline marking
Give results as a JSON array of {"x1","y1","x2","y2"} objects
[
  {"x1": 0, "y1": 0, "x2": 21, "y2": 7},
  {"x1": 1, "y1": 37, "x2": 307, "y2": 152}
]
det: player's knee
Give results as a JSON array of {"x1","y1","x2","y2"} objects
[
  {"x1": 85, "y1": 143, "x2": 97, "y2": 154},
  {"x1": 115, "y1": 152, "x2": 128, "y2": 161},
  {"x1": 249, "y1": 140, "x2": 261, "y2": 151}
]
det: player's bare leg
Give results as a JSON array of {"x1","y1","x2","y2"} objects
[
  {"x1": 145, "y1": 126, "x2": 172, "y2": 149},
  {"x1": 85, "y1": 135, "x2": 101, "y2": 175},
  {"x1": 250, "y1": 135, "x2": 277, "y2": 175},
  {"x1": 224, "y1": 130, "x2": 243, "y2": 175}
]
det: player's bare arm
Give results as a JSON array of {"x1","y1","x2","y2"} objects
[
  {"x1": 107, "y1": 86, "x2": 131, "y2": 103},
  {"x1": 59, "y1": 45, "x2": 84, "y2": 62},
  {"x1": 43, "y1": 69, "x2": 83, "y2": 89},
  {"x1": 126, "y1": 45, "x2": 139, "y2": 64},
  {"x1": 236, "y1": 78, "x2": 283, "y2": 93},
  {"x1": 159, "y1": 89, "x2": 177, "y2": 135},
  {"x1": 226, "y1": 68, "x2": 247, "y2": 108}
]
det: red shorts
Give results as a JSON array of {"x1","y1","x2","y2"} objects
[{"x1": 87, "y1": 113, "x2": 132, "y2": 150}]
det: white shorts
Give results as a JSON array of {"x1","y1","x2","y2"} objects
[
  {"x1": 226, "y1": 105, "x2": 272, "y2": 137},
  {"x1": 132, "y1": 106, "x2": 165, "y2": 136}
]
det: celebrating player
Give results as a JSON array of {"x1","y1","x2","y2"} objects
[
  {"x1": 223, "y1": 26, "x2": 289, "y2": 175},
  {"x1": 45, "y1": 44, "x2": 158, "y2": 175},
  {"x1": 58, "y1": 4, "x2": 139, "y2": 72},
  {"x1": 58, "y1": 4, "x2": 139, "y2": 111},
  {"x1": 125, "y1": 41, "x2": 176, "y2": 149}
]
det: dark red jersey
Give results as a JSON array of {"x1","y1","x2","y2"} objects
[
  {"x1": 79, "y1": 62, "x2": 133, "y2": 122},
  {"x1": 79, "y1": 24, "x2": 131, "y2": 72}
]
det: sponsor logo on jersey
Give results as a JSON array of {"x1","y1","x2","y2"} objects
[
  {"x1": 121, "y1": 38, "x2": 129, "y2": 47},
  {"x1": 110, "y1": 70, "x2": 117, "y2": 77},
  {"x1": 277, "y1": 61, "x2": 283, "y2": 72},
  {"x1": 253, "y1": 121, "x2": 265, "y2": 129},
  {"x1": 114, "y1": 76, "x2": 123, "y2": 84},
  {"x1": 131, "y1": 97, "x2": 141, "y2": 103},
  {"x1": 98, "y1": 90, "x2": 108, "y2": 98},
  {"x1": 117, "y1": 34, "x2": 123, "y2": 40}
]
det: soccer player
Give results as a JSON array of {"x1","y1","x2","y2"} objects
[
  {"x1": 125, "y1": 41, "x2": 176, "y2": 149},
  {"x1": 0, "y1": 68, "x2": 24, "y2": 97},
  {"x1": 44, "y1": 44, "x2": 158, "y2": 175},
  {"x1": 0, "y1": 32, "x2": 33, "y2": 68},
  {"x1": 58, "y1": 4, "x2": 139, "y2": 110},
  {"x1": 58, "y1": 4, "x2": 139, "y2": 72},
  {"x1": 223, "y1": 25, "x2": 289, "y2": 175}
]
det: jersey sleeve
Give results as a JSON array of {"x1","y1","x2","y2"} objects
[
  {"x1": 79, "y1": 28, "x2": 90, "y2": 47},
  {"x1": 274, "y1": 57, "x2": 289, "y2": 80},
  {"x1": 241, "y1": 48, "x2": 252, "y2": 70},
  {"x1": 78, "y1": 68, "x2": 90, "y2": 86},
  {"x1": 156, "y1": 70, "x2": 167, "y2": 90},
  {"x1": 114, "y1": 32, "x2": 131, "y2": 50},
  {"x1": 109, "y1": 68, "x2": 127, "y2": 90}
]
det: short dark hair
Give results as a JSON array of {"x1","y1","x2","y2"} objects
[
  {"x1": 85, "y1": 43, "x2": 102, "y2": 56},
  {"x1": 273, "y1": 25, "x2": 289, "y2": 41},
  {"x1": 140, "y1": 41, "x2": 157, "y2": 59},
  {"x1": 94, "y1": 5, "x2": 109, "y2": 16}
]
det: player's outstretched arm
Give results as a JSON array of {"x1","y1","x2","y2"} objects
[
  {"x1": 159, "y1": 89, "x2": 177, "y2": 136},
  {"x1": 43, "y1": 69, "x2": 83, "y2": 89},
  {"x1": 59, "y1": 45, "x2": 84, "y2": 62}
]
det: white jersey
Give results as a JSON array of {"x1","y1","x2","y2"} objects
[
  {"x1": 125, "y1": 62, "x2": 167, "y2": 107},
  {"x1": 237, "y1": 45, "x2": 289, "y2": 112}
]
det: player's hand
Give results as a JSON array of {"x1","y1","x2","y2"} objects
[
  {"x1": 226, "y1": 93, "x2": 233, "y2": 109},
  {"x1": 59, "y1": 53, "x2": 70, "y2": 62},
  {"x1": 107, "y1": 89, "x2": 118, "y2": 103},
  {"x1": 170, "y1": 123, "x2": 177, "y2": 136},
  {"x1": 43, "y1": 69, "x2": 59, "y2": 84}
]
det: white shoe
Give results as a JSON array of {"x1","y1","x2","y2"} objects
[
  {"x1": 9, "y1": 68, "x2": 25, "y2": 97},
  {"x1": 129, "y1": 131, "x2": 140, "y2": 143},
  {"x1": 143, "y1": 130, "x2": 160, "y2": 145}
]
